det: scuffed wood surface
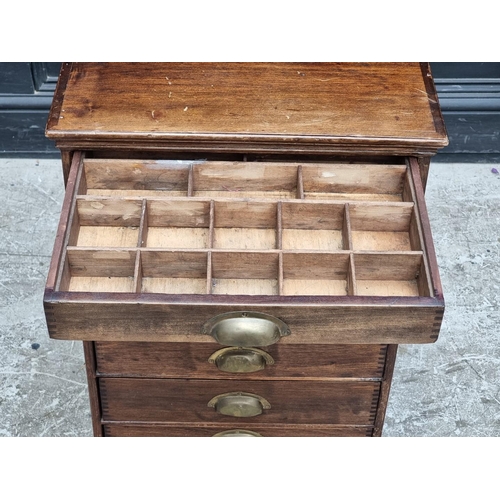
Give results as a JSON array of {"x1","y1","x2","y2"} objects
[
  {"x1": 95, "y1": 342, "x2": 387, "y2": 380},
  {"x1": 99, "y1": 378, "x2": 380, "y2": 425},
  {"x1": 45, "y1": 299, "x2": 443, "y2": 344},
  {"x1": 103, "y1": 423, "x2": 372, "y2": 437},
  {"x1": 47, "y1": 63, "x2": 448, "y2": 154}
]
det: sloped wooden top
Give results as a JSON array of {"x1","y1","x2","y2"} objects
[{"x1": 46, "y1": 62, "x2": 448, "y2": 154}]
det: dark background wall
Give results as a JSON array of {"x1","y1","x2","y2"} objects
[
  {"x1": 432, "y1": 62, "x2": 500, "y2": 162},
  {"x1": 0, "y1": 63, "x2": 61, "y2": 157},
  {"x1": 1, "y1": 62, "x2": 499, "y2": 161}
]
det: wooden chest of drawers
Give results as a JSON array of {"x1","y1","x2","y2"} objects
[{"x1": 44, "y1": 63, "x2": 448, "y2": 437}]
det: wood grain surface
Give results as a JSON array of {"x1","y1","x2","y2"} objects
[
  {"x1": 103, "y1": 423, "x2": 373, "y2": 437},
  {"x1": 46, "y1": 63, "x2": 448, "y2": 155},
  {"x1": 99, "y1": 378, "x2": 380, "y2": 425},
  {"x1": 45, "y1": 298, "x2": 443, "y2": 344},
  {"x1": 44, "y1": 63, "x2": 448, "y2": 438},
  {"x1": 94, "y1": 342, "x2": 387, "y2": 380}
]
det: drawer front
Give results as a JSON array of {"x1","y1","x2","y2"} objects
[
  {"x1": 103, "y1": 423, "x2": 373, "y2": 437},
  {"x1": 47, "y1": 301, "x2": 442, "y2": 344},
  {"x1": 95, "y1": 342, "x2": 387, "y2": 379},
  {"x1": 99, "y1": 378, "x2": 380, "y2": 425}
]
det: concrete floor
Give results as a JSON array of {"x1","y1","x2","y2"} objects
[{"x1": 0, "y1": 158, "x2": 499, "y2": 437}]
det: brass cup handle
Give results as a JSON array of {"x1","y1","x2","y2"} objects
[
  {"x1": 213, "y1": 429, "x2": 262, "y2": 437},
  {"x1": 208, "y1": 392, "x2": 271, "y2": 418},
  {"x1": 202, "y1": 311, "x2": 290, "y2": 347},
  {"x1": 208, "y1": 347, "x2": 275, "y2": 373}
]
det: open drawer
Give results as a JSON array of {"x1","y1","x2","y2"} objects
[{"x1": 44, "y1": 153, "x2": 444, "y2": 345}]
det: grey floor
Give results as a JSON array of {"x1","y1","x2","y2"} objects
[{"x1": 0, "y1": 158, "x2": 499, "y2": 437}]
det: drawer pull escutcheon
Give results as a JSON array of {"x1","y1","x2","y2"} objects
[
  {"x1": 213, "y1": 429, "x2": 262, "y2": 437},
  {"x1": 208, "y1": 347, "x2": 275, "y2": 373},
  {"x1": 208, "y1": 392, "x2": 271, "y2": 418},
  {"x1": 202, "y1": 312, "x2": 290, "y2": 347}
]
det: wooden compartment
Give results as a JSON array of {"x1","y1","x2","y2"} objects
[
  {"x1": 146, "y1": 199, "x2": 211, "y2": 249},
  {"x1": 192, "y1": 161, "x2": 299, "y2": 199},
  {"x1": 282, "y1": 252, "x2": 350, "y2": 296},
  {"x1": 213, "y1": 201, "x2": 278, "y2": 250},
  {"x1": 62, "y1": 249, "x2": 137, "y2": 293},
  {"x1": 140, "y1": 251, "x2": 208, "y2": 294},
  {"x1": 75, "y1": 198, "x2": 143, "y2": 248},
  {"x1": 45, "y1": 154, "x2": 443, "y2": 345},
  {"x1": 301, "y1": 163, "x2": 408, "y2": 201},
  {"x1": 211, "y1": 251, "x2": 279, "y2": 295},
  {"x1": 349, "y1": 203, "x2": 417, "y2": 252},
  {"x1": 354, "y1": 253, "x2": 425, "y2": 297},
  {"x1": 83, "y1": 159, "x2": 190, "y2": 197},
  {"x1": 281, "y1": 202, "x2": 348, "y2": 251}
]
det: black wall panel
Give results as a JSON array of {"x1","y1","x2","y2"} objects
[
  {"x1": 432, "y1": 62, "x2": 500, "y2": 162},
  {"x1": 0, "y1": 62, "x2": 61, "y2": 157}
]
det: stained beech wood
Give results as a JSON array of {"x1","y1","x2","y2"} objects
[
  {"x1": 193, "y1": 162, "x2": 298, "y2": 196},
  {"x1": 347, "y1": 253, "x2": 358, "y2": 295},
  {"x1": 103, "y1": 423, "x2": 372, "y2": 437},
  {"x1": 45, "y1": 63, "x2": 448, "y2": 438},
  {"x1": 65, "y1": 248, "x2": 137, "y2": 292},
  {"x1": 47, "y1": 63, "x2": 448, "y2": 157},
  {"x1": 408, "y1": 157, "x2": 443, "y2": 299},
  {"x1": 147, "y1": 228, "x2": 209, "y2": 249},
  {"x1": 354, "y1": 252, "x2": 423, "y2": 297},
  {"x1": 54, "y1": 154, "x2": 85, "y2": 291},
  {"x1": 45, "y1": 151, "x2": 83, "y2": 291},
  {"x1": 373, "y1": 344, "x2": 398, "y2": 437},
  {"x1": 68, "y1": 277, "x2": 135, "y2": 293},
  {"x1": 281, "y1": 202, "x2": 345, "y2": 251},
  {"x1": 83, "y1": 158, "x2": 190, "y2": 193},
  {"x1": 45, "y1": 299, "x2": 443, "y2": 344},
  {"x1": 137, "y1": 199, "x2": 148, "y2": 247},
  {"x1": 83, "y1": 341, "x2": 103, "y2": 437},
  {"x1": 214, "y1": 229, "x2": 276, "y2": 250},
  {"x1": 211, "y1": 251, "x2": 279, "y2": 280},
  {"x1": 99, "y1": 378, "x2": 380, "y2": 425},
  {"x1": 147, "y1": 199, "x2": 210, "y2": 227},
  {"x1": 76, "y1": 198, "x2": 143, "y2": 226},
  {"x1": 302, "y1": 164, "x2": 408, "y2": 196},
  {"x1": 141, "y1": 250, "x2": 207, "y2": 278},
  {"x1": 74, "y1": 159, "x2": 417, "y2": 205},
  {"x1": 282, "y1": 252, "x2": 349, "y2": 296},
  {"x1": 296, "y1": 165, "x2": 305, "y2": 199},
  {"x1": 76, "y1": 227, "x2": 139, "y2": 248},
  {"x1": 349, "y1": 203, "x2": 415, "y2": 252},
  {"x1": 95, "y1": 342, "x2": 387, "y2": 380},
  {"x1": 133, "y1": 251, "x2": 142, "y2": 294},
  {"x1": 66, "y1": 248, "x2": 137, "y2": 277}
]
